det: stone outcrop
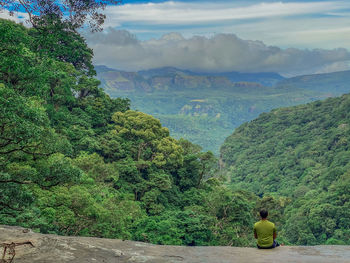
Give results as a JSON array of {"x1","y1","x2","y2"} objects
[{"x1": 1, "y1": 225, "x2": 349, "y2": 263}]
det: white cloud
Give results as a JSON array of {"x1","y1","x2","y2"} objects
[
  {"x1": 315, "y1": 61, "x2": 350, "y2": 74},
  {"x1": 0, "y1": 9, "x2": 29, "y2": 25},
  {"x1": 99, "y1": 1, "x2": 350, "y2": 50},
  {"x1": 86, "y1": 29, "x2": 350, "y2": 76},
  {"x1": 214, "y1": 16, "x2": 350, "y2": 50},
  {"x1": 104, "y1": 1, "x2": 347, "y2": 25}
]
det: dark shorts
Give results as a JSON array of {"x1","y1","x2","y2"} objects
[{"x1": 257, "y1": 240, "x2": 280, "y2": 249}]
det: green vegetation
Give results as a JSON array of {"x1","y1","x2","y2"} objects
[
  {"x1": 1, "y1": 9, "x2": 349, "y2": 248},
  {"x1": 98, "y1": 67, "x2": 327, "y2": 154},
  {"x1": 0, "y1": 18, "x2": 259, "y2": 246},
  {"x1": 221, "y1": 95, "x2": 350, "y2": 245}
]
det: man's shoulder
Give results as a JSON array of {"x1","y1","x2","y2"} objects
[
  {"x1": 267, "y1": 220, "x2": 275, "y2": 226},
  {"x1": 266, "y1": 220, "x2": 276, "y2": 229},
  {"x1": 255, "y1": 220, "x2": 275, "y2": 226},
  {"x1": 254, "y1": 221, "x2": 262, "y2": 228}
]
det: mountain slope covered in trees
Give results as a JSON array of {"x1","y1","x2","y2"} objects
[{"x1": 221, "y1": 94, "x2": 350, "y2": 245}]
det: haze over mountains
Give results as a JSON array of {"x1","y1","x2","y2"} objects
[{"x1": 97, "y1": 65, "x2": 350, "y2": 153}]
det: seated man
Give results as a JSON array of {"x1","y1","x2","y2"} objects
[{"x1": 254, "y1": 209, "x2": 280, "y2": 249}]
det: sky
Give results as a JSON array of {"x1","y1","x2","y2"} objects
[{"x1": 1, "y1": 0, "x2": 350, "y2": 76}]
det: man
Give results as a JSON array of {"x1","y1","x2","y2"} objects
[{"x1": 254, "y1": 209, "x2": 280, "y2": 249}]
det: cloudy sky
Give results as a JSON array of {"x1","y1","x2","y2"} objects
[{"x1": 2, "y1": 0, "x2": 350, "y2": 76}]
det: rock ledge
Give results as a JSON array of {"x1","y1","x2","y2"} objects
[{"x1": 1, "y1": 225, "x2": 349, "y2": 263}]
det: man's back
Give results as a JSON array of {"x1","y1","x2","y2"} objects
[{"x1": 254, "y1": 220, "x2": 276, "y2": 248}]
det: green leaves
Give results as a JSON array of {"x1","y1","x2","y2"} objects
[
  {"x1": 106, "y1": 110, "x2": 184, "y2": 169},
  {"x1": 29, "y1": 17, "x2": 95, "y2": 75},
  {"x1": 35, "y1": 153, "x2": 81, "y2": 187},
  {"x1": 74, "y1": 152, "x2": 119, "y2": 183},
  {"x1": 0, "y1": 86, "x2": 48, "y2": 155},
  {"x1": 132, "y1": 210, "x2": 215, "y2": 246}
]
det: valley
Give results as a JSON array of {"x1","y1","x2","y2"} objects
[{"x1": 97, "y1": 66, "x2": 346, "y2": 154}]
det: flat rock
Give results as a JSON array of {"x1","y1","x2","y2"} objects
[{"x1": 0, "y1": 225, "x2": 349, "y2": 263}]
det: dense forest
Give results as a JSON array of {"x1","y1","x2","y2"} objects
[
  {"x1": 1, "y1": 13, "x2": 349, "y2": 247},
  {"x1": 0, "y1": 18, "x2": 260, "y2": 246},
  {"x1": 221, "y1": 95, "x2": 350, "y2": 245}
]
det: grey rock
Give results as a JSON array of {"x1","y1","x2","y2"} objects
[{"x1": 1, "y1": 225, "x2": 349, "y2": 263}]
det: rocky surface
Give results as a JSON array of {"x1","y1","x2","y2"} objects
[{"x1": 1, "y1": 225, "x2": 349, "y2": 263}]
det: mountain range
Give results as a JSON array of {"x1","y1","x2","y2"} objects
[{"x1": 96, "y1": 66, "x2": 350, "y2": 153}]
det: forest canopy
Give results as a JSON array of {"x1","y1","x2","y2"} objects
[
  {"x1": 0, "y1": 18, "x2": 258, "y2": 246},
  {"x1": 221, "y1": 95, "x2": 350, "y2": 245}
]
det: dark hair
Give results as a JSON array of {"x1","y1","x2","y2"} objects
[{"x1": 260, "y1": 209, "x2": 268, "y2": 219}]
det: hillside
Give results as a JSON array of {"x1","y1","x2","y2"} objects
[
  {"x1": 221, "y1": 93, "x2": 350, "y2": 245},
  {"x1": 1, "y1": 225, "x2": 350, "y2": 263},
  {"x1": 96, "y1": 66, "x2": 326, "y2": 153},
  {"x1": 276, "y1": 70, "x2": 350, "y2": 95}
]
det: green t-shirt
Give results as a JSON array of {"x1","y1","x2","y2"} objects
[{"x1": 253, "y1": 220, "x2": 276, "y2": 247}]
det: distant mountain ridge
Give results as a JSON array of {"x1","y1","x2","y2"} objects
[
  {"x1": 95, "y1": 65, "x2": 285, "y2": 88},
  {"x1": 276, "y1": 70, "x2": 350, "y2": 96},
  {"x1": 194, "y1": 71, "x2": 284, "y2": 87},
  {"x1": 96, "y1": 66, "x2": 270, "y2": 96},
  {"x1": 96, "y1": 65, "x2": 331, "y2": 153}
]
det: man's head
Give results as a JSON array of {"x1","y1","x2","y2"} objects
[{"x1": 260, "y1": 209, "x2": 268, "y2": 219}]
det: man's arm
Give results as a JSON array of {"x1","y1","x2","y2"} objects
[{"x1": 254, "y1": 229, "x2": 258, "y2": 239}]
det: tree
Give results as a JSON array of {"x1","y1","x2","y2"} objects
[
  {"x1": 98, "y1": 111, "x2": 183, "y2": 207},
  {"x1": 0, "y1": 19, "x2": 45, "y2": 95},
  {"x1": 29, "y1": 17, "x2": 96, "y2": 75},
  {"x1": 0, "y1": 0, "x2": 122, "y2": 31},
  {"x1": 176, "y1": 139, "x2": 218, "y2": 191},
  {"x1": 204, "y1": 186, "x2": 254, "y2": 246},
  {"x1": 105, "y1": 110, "x2": 184, "y2": 169}
]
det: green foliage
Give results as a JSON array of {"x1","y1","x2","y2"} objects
[
  {"x1": 108, "y1": 110, "x2": 183, "y2": 169},
  {"x1": 0, "y1": 83, "x2": 68, "y2": 213},
  {"x1": 0, "y1": 18, "x2": 257, "y2": 247},
  {"x1": 132, "y1": 210, "x2": 216, "y2": 246},
  {"x1": 29, "y1": 15, "x2": 95, "y2": 76},
  {"x1": 221, "y1": 94, "x2": 350, "y2": 245},
  {"x1": 4, "y1": 15, "x2": 347, "y2": 248}
]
